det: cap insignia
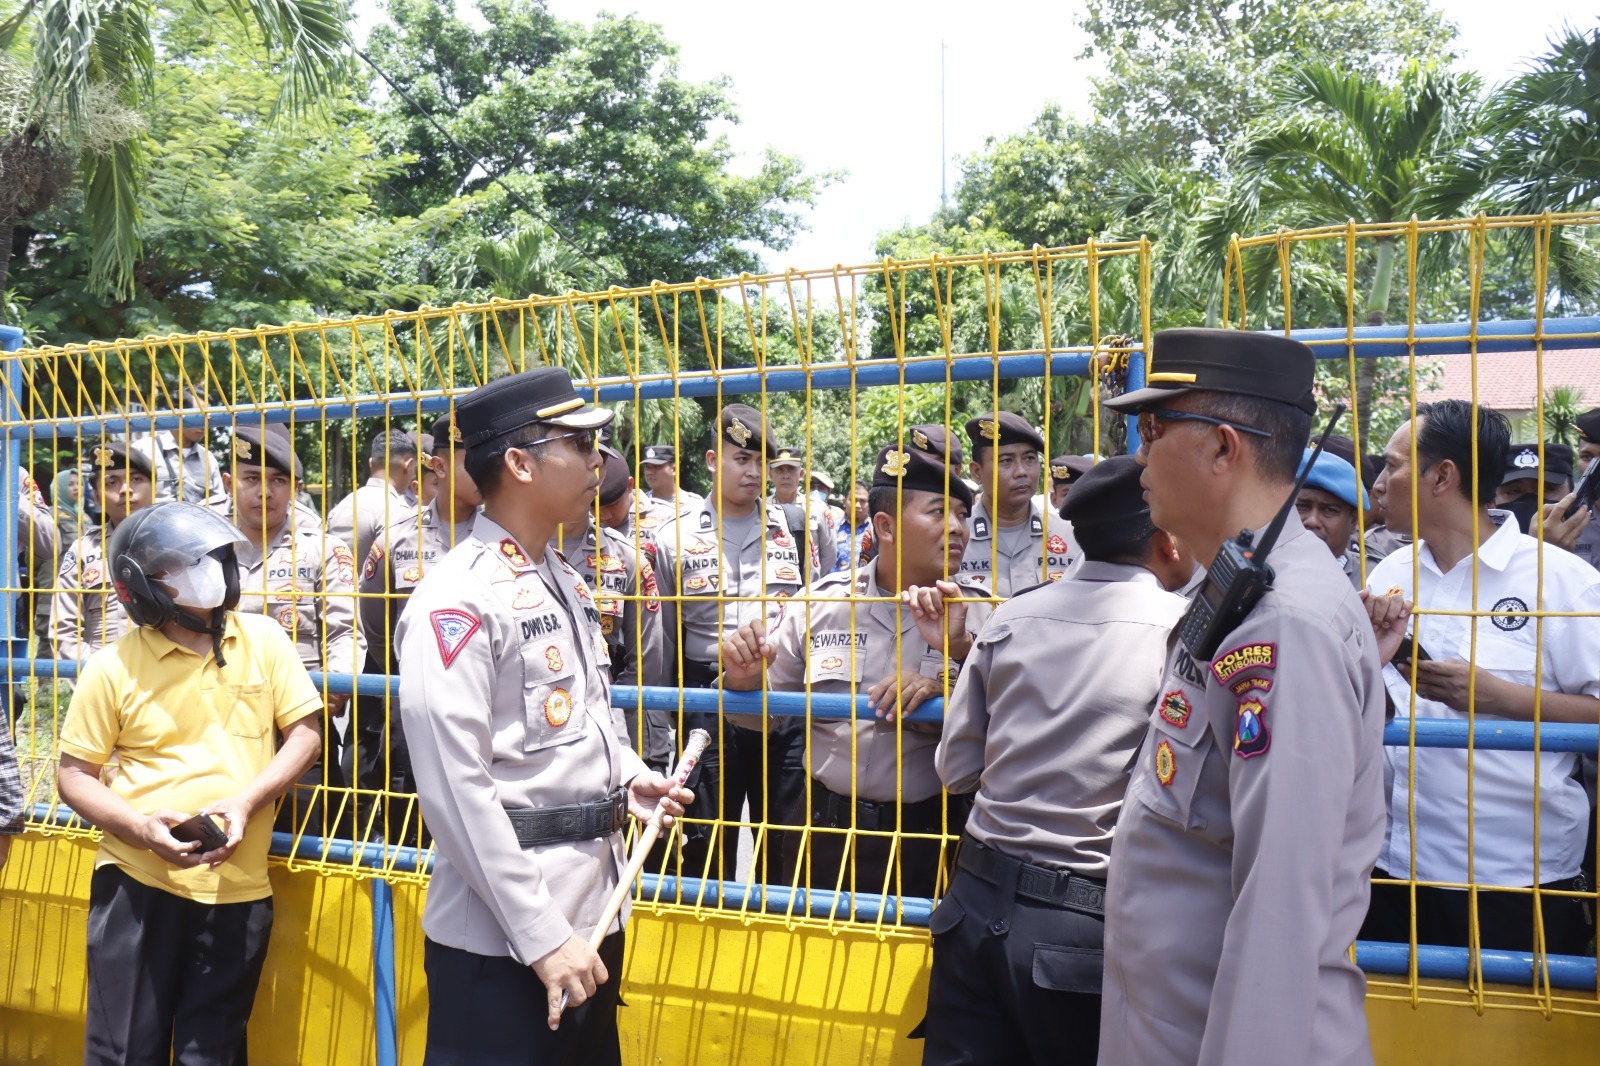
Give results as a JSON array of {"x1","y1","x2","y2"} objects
[
  {"x1": 1512, "y1": 449, "x2": 1539, "y2": 469},
  {"x1": 233, "y1": 438, "x2": 252, "y2": 460},
  {"x1": 93, "y1": 446, "x2": 115, "y2": 468},
  {"x1": 912, "y1": 429, "x2": 930, "y2": 450},
  {"x1": 449, "y1": 421, "x2": 463, "y2": 444},
  {"x1": 728, "y1": 417, "x2": 752, "y2": 447},
  {"x1": 1051, "y1": 464, "x2": 1070, "y2": 480},
  {"x1": 978, "y1": 419, "x2": 999, "y2": 441},
  {"x1": 883, "y1": 450, "x2": 910, "y2": 478}
]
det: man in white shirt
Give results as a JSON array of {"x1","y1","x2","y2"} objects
[{"x1": 1361, "y1": 399, "x2": 1600, "y2": 955}]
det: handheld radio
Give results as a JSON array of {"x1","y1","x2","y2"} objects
[
  {"x1": 1177, "y1": 404, "x2": 1347, "y2": 661},
  {"x1": 1563, "y1": 457, "x2": 1600, "y2": 520}
]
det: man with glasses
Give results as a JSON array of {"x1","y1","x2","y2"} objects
[
  {"x1": 396, "y1": 367, "x2": 689, "y2": 1062},
  {"x1": 1097, "y1": 328, "x2": 1388, "y2": 1066},
  {"x1": 960, "y1": 412, "x2": 1077, "y2": 597}
]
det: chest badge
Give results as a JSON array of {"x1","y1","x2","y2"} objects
[
  {"x1": 1047, "y1": 534, "x2": 1069, "y2": 556},
  {"x1": 1158, "y1": 690, "x2": 1192, "y2": 728},
  {"x1": 513, "y1": 584, "x2": 546, "y2": 611},
  {"x1": 1155, "y1": 740, "x2": 1176, "y2": 786},
  {"x1": 544, "y1": 645, "x2": 565, "y2": 672},
  {"x1": 820, "y1": 655, "x2": 844, "y2": 670},
  {"x1": 544, "y1": 688, "x2": 572, "y2": 727}
]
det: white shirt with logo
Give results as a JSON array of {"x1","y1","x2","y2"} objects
[{"x1": 1367, "y1": 511, "x2": 1600, "y2": 887}]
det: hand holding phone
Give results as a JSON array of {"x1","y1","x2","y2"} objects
[
  {"x1": 1393, "y1": 633, "x2": 1431, "y2": 666},
  {"x1": 170, "y1": 812, "x2": 229, "y2": 853},
  {"x1": 1564, "y1": 458, "x2": 1600, "y2": 520}
]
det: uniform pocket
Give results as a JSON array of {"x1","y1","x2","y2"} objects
[
  {"x1": 520, "y1": 638, "x2": 588, "y2": 752},
  {"x1": 928, "y1": 896, "x2": 965, "y2": 937},
  {"x1": 223, "y1": 681, "x2": 272, "y2": 739},
  {"x1": 1127, "y1": 712, "x2": 1212, "y2": 831},
  {"x1": 1032, "y1": 945, "x2": 1103, "y2": 994}
]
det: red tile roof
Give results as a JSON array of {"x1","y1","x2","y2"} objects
[{"x1": 1415, "y1": 349, "x2": 1600, "y2": 410}]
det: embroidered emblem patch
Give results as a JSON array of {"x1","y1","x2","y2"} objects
[
  {"x1": 1158, "y1": 690, "x2": 1192, "y2": 728},
  {"x1": 499, "y1": 539, "x2": 529, "y2": 569},
  {"x1": 598, "y1": 554, "x2": 624, "y2": 573},
  {"x1": 572, "y1": 581, "x2": 592, "y2": 601},
  {"x1": 544, "y1": 645, "x2": 565, "y2": 672},
  {"x1": 772, "y1": 531, "x2": 793, "y2": 548},
  {"x1": 685, "y1": 575, "x2": 710, "y2": 592},
  {"x1": 1234, "y1": 697, "x2": 1271, "y2": 758},
  {"x1": 363, "y1": 545, "x2": 384, "y2": 582},
  {"x1": 698, "y1": 511, "x2": 715, "y2": 531},
  {"x1": 430, "y1": 609, "x2": 481, "y2": 668},
  {"x1": 727, "y1": 417, "x2": 752, "y2": 447},
  {"x1": 882, "y1": 450, "x2": 910, "y2": 478},
  {"x1": 544, "y1": 688, "x2": 572, "y2": 727},
  {"x1": 83, "y1": 564, "x2": 101, "y2": 585},
  {"x1": 402, "y1": 565, "x2": 423, "y2": 583},
  {"x1": 1047, "y1": 534, "x2": 1069, "y2": 556},
  {"x1": 641, "y1": 560, "x2": 660, "y2": 612},
  {"x1": 685, "y1": 541, "x2": 716, "y2": 555},
  {"x1": 1492, "y1": 596, "x2": 1529, "y2": 631},
  {"x1": 820, "y1": 655, "x2": 844, "y2": 671},
  {"x1": 1211, "y1": 642, "x2": 1276, "y2": 684},
  {"x1": 639, "y1": 514, "x2": 661, "y2": 530},
  {"x1": 601, "y1": 615, "x2": 615, "y2": 636},
  {"x1": 774, "y1": 564, "x2": 800, "y2": 583},
  {"x1": 1155, "y1": 741, "x2": 1176, "y2": 786},
  {"x1": 276, "y1": 604, "x2": 298, "y2": 631},
  {"x1": 1230, "y1": 675, "x2": 1273, "y2": 698},
  {"x1": 512, "y1": 584, "x2": 545, "y2": 610}
]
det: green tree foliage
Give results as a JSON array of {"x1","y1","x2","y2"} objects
[{"x1": 363, "y1": 0, "x2": 830, "y2": 287}]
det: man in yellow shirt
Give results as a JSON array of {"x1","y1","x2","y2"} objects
[{"x1": 56, "y1": 502, "x2": 322, "y2": 1066}]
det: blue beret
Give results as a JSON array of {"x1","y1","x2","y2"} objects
[{"x1": 1297, "y1": 448, "x2": 1368, "y2": 511}]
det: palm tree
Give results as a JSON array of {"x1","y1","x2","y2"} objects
[
  {"x1": 1198, "y1": 59, "x2": 1483, "y2": 444},
  {"x1": 0, "y1": 0, "x2": 348, "y2": 301}
]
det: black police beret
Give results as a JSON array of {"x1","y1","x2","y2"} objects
[
  {"x1": 908, "y1": 424, "x2": 964, "y2": 469},
  {"x1": 1502, "y1": 442, "x2": 1573, "y2": 485},
  {"x1": 1061, "y1": 454, "x2": 1149, "y2": 530},
  {"x1": 232, "y1": 419, "x2": 303, "y2": 480},
  {"x1": 1576, "y1": 408, "x2": 1600, "y2": 446},
  {"x1": 717, "y1": 404, "x2": 775, "y2": 458},
  {"x1": 871, "y1": 444, "x2": 974, "y2": 508},
  {"x1": 598, "y1": 444, "x2": 631, "y2": 505},
  {"x1": 88, "y1": 439, "x2": 154, "y2": 479},
  {"x1": 431, "y1": 413, "x2": 461, "y2": 450},
  {"x1": 1104, "y1": 328, "x2": 1316, "y2": 415},
  {"x1": 1050, "y1": 455, "x2": 1094, "y2": 485},
  {"x1": 964, "y1": 411, "x2": 1045, "y2": 454},
  {"x1": 456, "y1": 366, "x2": 614, "y2": 449}
]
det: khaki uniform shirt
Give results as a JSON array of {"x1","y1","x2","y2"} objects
[
  {"x1": 396, "y1": 514, "x2": 649, "y2": 964},
  {"x1": 938, "y1": 562, "x2": 1186, "y2": 875},
  {"x1": 51, "y1": 524, "x2": 133, "y2": 663},
  {"x1": 358, "y1": 501, "x2": 476, "y2": 672},
  {"x1": 134, "y1": 430, "x2": 227, "y2": 508},
  {"x1": 644, "y1": 487, "x2": 704, "y2": 520},
  {"x1": 557, "y1": 521, "x2": 671, "y2": 767},
  {"x1": 18, "y1": 469, "x2": 59, "y2": 585},
  {"x1": 759, "y1": 565, "x2": 992, "y2": 803},
  {"x1": 772, "y1": 493, "x2": 837, "y2": 577},
  {"x1": 959, "y1": 497, "x2": 1077, "y2": 596},
  {"x1": 1099, "y1": 515, "x2": 1387, "y2": 1066},
  {"x1": 327, "y1": 478, "x2": 415, "y2": 568},
  {"x1": 229, "y1": 507, "x2": 363, "y2": 676},
  {"x1": 615, "y1": 494, "x2": 676, "y2": 542}
]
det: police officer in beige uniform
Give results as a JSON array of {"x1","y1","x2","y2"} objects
[
  {"x1": 720, "y1": 441, "x2": 991, "y2": 898},
  {"x1": 769, "y1": 446, "x2": 838, "y2": 575},
  {"x1": 224, "y1": 420, "x2": 363, "y2": 833},
  {"x1": 651, "y1": 405, "x2": 814, "y2": 884},
  {"x1": 555, "y1": 445, "x2": 670, "y2": 772},
  {"x1": 396, "y1": 367, "x2": 688, "y2": 1063},
  {"x1": 52, "y1": 443, "x2": 155, "y2": 663},
  {"x1": 1097, "y1": 329, "x2": 1387, "y2": 1066},
  {"x1": 925, "y1": 456, "x2": 1193, "y2": 1065},
  {"x1": 639, "y1": 443, "x2": 703, "y2": 520},
  {"x1": 961, "y1": 413, "x2": 1077, "y2": 595},
  {"x1": 326, "y1": 429, "x2": 422, "y2": 566},
  {"x1": 351, "y1": 413, "x2": 482, "y2": 820}
]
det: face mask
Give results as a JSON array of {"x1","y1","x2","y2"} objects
[
  {"x1": 1500, "y1": 494, "x2": 1541, "y2": 533},
  {"x1": 164, "y1": 554, "x2": 227, "y2": 610}
]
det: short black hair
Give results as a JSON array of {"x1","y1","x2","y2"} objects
[
  {"x1": 1414, "y1": 399, "x2": 1510, "y2": 505},
  {"x1": 1076, "y1": 516, "x2": 1158, "y2": 564},
  {"x1": 867, "y1": 484, "x2": 906, "y2": 521},
  {"x1": 1189, "y1": 393, "x2": 1312, "y2": 483},
  {"x1": 1323, "y1": 433, "x2": 1357, "y2": 470},
  {"x1": 464, "y1": 423, "x2": 553, "y2": 496}
]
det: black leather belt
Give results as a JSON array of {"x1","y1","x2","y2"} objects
[
  {"x1": 956, "y1": 834, "x2": 1105, "y2": 917},
  {"x1": 680, "y1": 658, "x2": 719, "y2": 689},
  {"x1": 814, "y1": 786, "x2": 945, "y2": 834},
  {"x1": 504, "y1": 789, "x2": 627, "y2": 848}
]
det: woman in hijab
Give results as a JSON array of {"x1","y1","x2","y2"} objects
[{"x1": 52, "y1": 467, "x2": 85, "y2": 546}]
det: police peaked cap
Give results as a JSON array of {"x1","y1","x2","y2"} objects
[
  {"x1": 871, "y1": 444, "x2": 973, "y2": 508},
  {"x1": 456, "y1": 366, "x2": 615, "y2": 449},
  {"x1": 717, "y1": 404, "x2": 776, "y2": 457},
  {"x1": 965, "y1": 411, "x2": 1044, "y2": 454},
  {"x1": 641, "y1": 444, "x2": 676, "y2": 465},
  {"x1": 1061, "y1": 454, "x2": 1149, "y2": 530},
  {"x1": 1103, "y1": 328, "x2": 1317, "y2": 415}
]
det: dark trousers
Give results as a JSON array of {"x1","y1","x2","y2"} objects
[
  {"x1": 920, "y1": 859, "x2": 1105, "y2": 1066},
  {"x1": 422, "y1": 934, "x2": 625, "y2": 1066},
  {"x1": 786, "y1": 785, "x2": 960, "y2": 900},
  {"x1": 1362, "y1": 867, "x2": 1593, "y2": 956},
  {"x1": 675, "y1": 659, "x2": 806, "y2": 887},
  {"x1": 84, "y1": 865, "x2": 274, "y2": 1066}
]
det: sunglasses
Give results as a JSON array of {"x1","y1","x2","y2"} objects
[
  {"x1": 518, "y1": 428, "x2": 600, "y2": 453},
  {"x1": 1136, "y1": 404, "x2": 1270, "y2": 443}
]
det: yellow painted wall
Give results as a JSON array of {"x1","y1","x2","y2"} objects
[{"x1": 3, "y1": 834, "x2": 1596, "y2": 1065}]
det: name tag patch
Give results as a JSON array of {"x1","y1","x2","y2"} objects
[{"x1": 1211, "y1": 642, "x2": 1275, "y2": 684}]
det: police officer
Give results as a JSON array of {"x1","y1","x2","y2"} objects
[
  {"x1": 639, "y1": 443, "x2": 704, "y2": 520},
  {"x1": 52, "y1": 443, "x2": 155, "y2": 663},
  {"x1": 326, "y1": 429, "x2": 422, "y2": 565},
  {"x1": 651, "y1": 404, "x2": 814, "y2": 885},
  {"x1": 1294, "y1": 448, "x2": 1371, "y2": 588},
  {"x1": 224, "y1": 419, "x2": 362, "y2": 834},
  {"x1": 961, "y1": 412, "x2": 1076, "y2": 595},
  {"x1": 555, "y1": 445, "x2": 671, "y2": 773},
  {"x1": 1096, "y1": 328, "x2": 1387, "y2": 1065},
  {"x1": 133, "y1": 388, "x2": 229, "y2": 508},
  {"x1": 600, "y1": 450, "x2": 674, "y2": 541},
  {"x1": 924, "y1": 456, "x2": 1193, "y2": 1065},
  {"x1": 350, "y1": 414, "x2": 482, "y2": 833},
  {"x1": 769, "y1": 446, "x2": 837, "y2": 575},
  {"x1": 1047, "y1": 455, "x2": 1094, "y2": 512},
  {"x1": 396, "y1": 367, "x2": 688, "y2": 1061},
  {"x1": 719, "y1": 440, "x2": 991, "y2": 898}
]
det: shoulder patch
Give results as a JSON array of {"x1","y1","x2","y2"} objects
[
  {"x1": 1211, "y1": 642, "x2": 1275, "y2": 684},
  {"x1": 641, "y1": 558, "x2": 660, "y2": 612},
  {"x1": 430, "y1": 609, "x2": 481, "y2": 668}
]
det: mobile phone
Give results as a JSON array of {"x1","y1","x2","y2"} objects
[
  {"x1": 1563, "y1": 458, "x2": 1600, "y2": 520},
  {"x1": 170, "y1": 812, "x2": 229, "y2": 852},
  {"x1": 1393, "y1": 634, "x2": 1431, "y2": 665}
]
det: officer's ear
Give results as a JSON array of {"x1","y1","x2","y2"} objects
[
  {"x1": 704, "y1": 449, "x2": 717, "y2": 476},
  {"x1": 871, "y1": 508, "x2": 895, "y2": 548},
  {"x1": 222, "y1": 471, "x2": 232, "y2": 493}
]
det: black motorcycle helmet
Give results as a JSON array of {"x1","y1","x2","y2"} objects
[{"x1": 108, "y1": 502, "x2": 247, "y2": 666}]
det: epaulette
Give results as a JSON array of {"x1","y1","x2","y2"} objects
[{"x1": 1006, "y1": 579, "x2": 1054, "y2": 600}]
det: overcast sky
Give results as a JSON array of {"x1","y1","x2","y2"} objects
[{"x1": 358, "y1": 1, "x2": 1596, "y2": 274}]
